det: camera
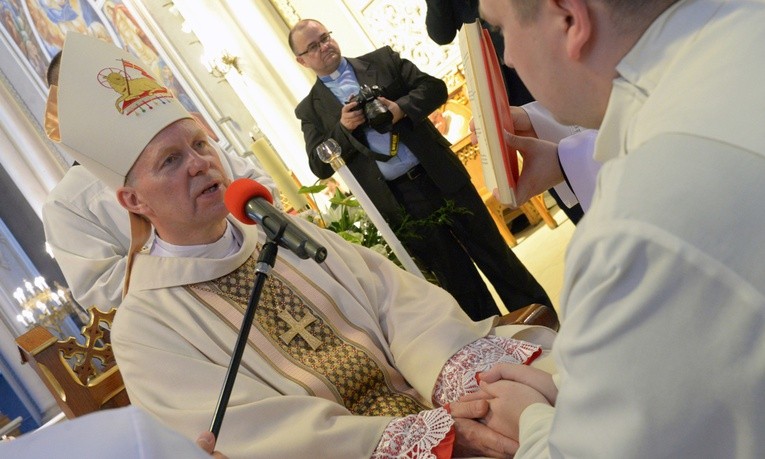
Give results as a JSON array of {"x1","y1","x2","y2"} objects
[{"x1": 348, "y1": 84, "x2": 393, "y2": 133}]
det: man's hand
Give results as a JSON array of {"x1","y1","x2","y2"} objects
[
  {"x1": 504, "y1": 131, "x2": 563, "y2": 205},
  {"x1": 479, "y1": 380, "x2": 550, "y2": 442},
  {"x1": 469, "y1": 105, "x2": 563, "y2": 205},
  {"x1": 509, "y1": 106, "x2": 537, "y2": 138},
  {"x1": 377, "y1": 96, "x2": 406, "y2": 124},
  {"x1": 469, "y1": 106, "x2": 537, "y2": 145},
  {"x1": 449, "y1": 399, "x2": 519, "y2": 458},
  {"x1": 340, "y1": 101, "x2": 366, "y2": 131},
  {"x1": 196, "y1": 431, "x2": 228, "y2": 459},
  {"x1": 480, "y1": 363, "x2": 558, "y2": 405}
]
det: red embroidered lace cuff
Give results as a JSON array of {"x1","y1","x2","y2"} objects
[
  {"x1": 432, "y1": 335, "x2": 542, "y2": 406},
  {"x1": 371, "y1": 407, "x2": 454, "y2": 459}
]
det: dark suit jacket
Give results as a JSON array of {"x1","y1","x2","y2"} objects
[{"x1": 295, "y1": 46, "x2": 471, "y2": 224}]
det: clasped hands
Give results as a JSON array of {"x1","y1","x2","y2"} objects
[
  {"x1": 449, "y1": 363, "x2": 557, "y2": 458},
  {"x1": 469, "y1": 107, "x2": 564, "y2": 206}
]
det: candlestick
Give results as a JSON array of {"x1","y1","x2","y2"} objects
[
  {"x1": 316, "y1": 139, "x2": 424, "y2": 279},
  {"x1": 250, "y1": 138, "x2": 310, "y2": 212}
]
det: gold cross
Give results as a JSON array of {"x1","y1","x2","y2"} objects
[{"x1": 278, "y1": 310, "x2": 322, "y2": 350}]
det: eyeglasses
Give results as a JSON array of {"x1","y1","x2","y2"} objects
[{"x1": 297, "y1": 32, "x2": 333, "y2": 56}]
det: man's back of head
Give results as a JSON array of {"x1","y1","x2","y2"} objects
[{"x1": 47, "y1": 50, "x2": 62, "y2": 88}]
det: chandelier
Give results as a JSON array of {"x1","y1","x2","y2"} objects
[{"x1": 13, "y1": 276, "x2": 85, "y2": 339}]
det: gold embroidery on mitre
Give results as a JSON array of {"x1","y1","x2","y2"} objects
[
  {"x1": 201, "y1": 255, "x2": 426, "y2": 417},
  {"x1": 97, "y1": 59, "x2": 174, "y2": 116}
]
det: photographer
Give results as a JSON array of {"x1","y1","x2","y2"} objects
[{"x1": 291, "y1": 19, "x2": 552, "y2": 321}]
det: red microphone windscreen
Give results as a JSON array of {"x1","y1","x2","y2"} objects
[{"x1": 224, "y1": 178, "x2": 274, "y2": 225}]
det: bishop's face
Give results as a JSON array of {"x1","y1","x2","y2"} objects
[
  {"x1": 117, "y1": 118, "x2": 231, "y2": 245},
  {"x1": 293, "y1": 21, "x2": 342, "y2": 77}
]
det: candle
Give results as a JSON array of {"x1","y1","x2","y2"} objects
[
  {"x1": 25, "y1": 279, "x2": 35, "y2": 294},
  {"x1": 16, "y1": 314, "x2": 28, "y2": 327},
  {"x1": 35, "y1": 276, "x2": 48, "y2": 290},
  {"x1": 36, "y1": 301, "x2": 49, "y2": 314},
  {"x1": 51, "y1": 292, "x2": 62, "y2": 305},
  {"x1": 250, "y1": 138, "x2": 310, "y2": 212},
  {"x1": 34, "y1": 276, "x2": 48, "y2": 290},
  {"x1": 13, "y1": 288, "x2": 25, "y2": 304},
  {"x1": 315, "y1": 139, "x2": 424, "y2": 279},
  {"x1": 22, "y1": 309, "x2": 35, "y2": 324}
]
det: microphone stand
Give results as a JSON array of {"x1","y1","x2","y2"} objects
[{"x1": 209, "y1": 223, "x2": 283, "y2": 441}]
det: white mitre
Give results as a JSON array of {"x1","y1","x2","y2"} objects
[
  {"x1": 44, "y1": 32, "x2": 192, "y2": 295},
  {"x1": 45, "y1": 32, "x2": 190, "y2": 189}
]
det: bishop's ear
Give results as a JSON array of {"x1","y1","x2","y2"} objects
[{"x1": 116, "y1": 186, "x2": 145, "y2": 215}]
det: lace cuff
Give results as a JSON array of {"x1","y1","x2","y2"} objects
[
  {"x1": 371, "y1": 407, "x2": 454, "y2": 459},
  {"x1": 432, "y1": 335, "x2": 541, "y2": 406}
]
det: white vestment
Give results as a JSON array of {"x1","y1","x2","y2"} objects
[
  {"x1": 113, "y1": 216, "x2": 553, "y2": 458},
  {"x1": 523, "y1": 101, "x2": 600, "y2": 211},
  {"x1": 517, "y1": 0, "x2": 765, "y2": 457},
  {"x1": 0, "y1": 406, "x2": 212, "y2": 459}
]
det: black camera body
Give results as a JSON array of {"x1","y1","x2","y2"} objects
[{"x1": 349, "y1": 84, "x2": 393, "y2": 133}]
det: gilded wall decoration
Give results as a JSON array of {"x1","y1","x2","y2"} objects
[
  {"x1": 268, "y1": 0, "x2": 301, "y2": 28},
  {"x1": 349, "y1": 0, "x2": 461, "y2": 78}
]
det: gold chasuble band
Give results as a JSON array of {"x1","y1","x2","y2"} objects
[{"x1": 189, "y1": 254, "x2": 428, "y2": 417}]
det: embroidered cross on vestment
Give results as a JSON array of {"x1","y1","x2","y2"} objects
[{"x1": 278, "y1": 310, "x2": 322, "y2": 350}]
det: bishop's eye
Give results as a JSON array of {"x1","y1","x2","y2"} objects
[{"x1": 161, "y1": 153, "x2": 180, "y2": 168}]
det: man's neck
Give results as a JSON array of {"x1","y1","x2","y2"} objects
[
  {"x1": 318, "y1": 58, "x2": 346, "y2": 80},
  {"x1": 151, "y1": 220, "x2": 241, "y2": 258}
]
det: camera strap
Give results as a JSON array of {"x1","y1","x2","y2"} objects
[
  {"x1": 342, "y1": 128, "x2": 395, "y2": 162},
  {"x1": 389, "y1": 132, "x2": 399, "y2": 157}
]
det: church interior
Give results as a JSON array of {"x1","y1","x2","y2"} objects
[{"x1": 0, "y1": 0, "x2": 573, "y2": 441}]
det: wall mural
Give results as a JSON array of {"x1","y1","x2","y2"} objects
[
  {"x1": 0, "y1": 0, "x2": 50, "y2": 82},
  {"x1": 0, "y1": 0, "x2": 217, "y2": 139}
]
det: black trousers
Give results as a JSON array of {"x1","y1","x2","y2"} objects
[{"x1": 387, "y1": 170, "x2": 553, "y2": 321}]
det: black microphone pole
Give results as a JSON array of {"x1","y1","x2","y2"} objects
[{"x1": 209, "y1": 223, "x2": 283, "y2": 441}]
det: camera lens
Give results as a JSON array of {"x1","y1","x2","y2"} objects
[{"x1": 364, "y1": 100, "x2": 393, "y2": 133}]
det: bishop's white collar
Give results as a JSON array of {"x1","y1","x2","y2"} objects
[{"x1": 150, "y1": 220, "x2": 243, "y2": 259}]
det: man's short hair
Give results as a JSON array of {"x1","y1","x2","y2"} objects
[
  {"x1": 288, "y1": 19, "x2": 324, "y2": 54},
  {"x1": 508, "y1": 0, "x2": 679, "y2": 30},
  {"x1": 507, "y1": 0, "x2": 542, "y2": 23},
  {"x1": 47, "y1": 51, "x2": 63, "y2": 87}
]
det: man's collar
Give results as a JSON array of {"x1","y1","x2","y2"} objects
[
  {"x1": 596, "y1": 0, "x2": 718, "y2": 163},
  {"x1": 319, "y1": 58, "x2": 349, "y2": 82}
]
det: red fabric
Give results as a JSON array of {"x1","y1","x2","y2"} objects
[
  {"x1": 523, "y1": 347, "x2": 543, "y2": 366},
  {"x1": 432, "y1": 427, "x2": 456, "y2": 459}
]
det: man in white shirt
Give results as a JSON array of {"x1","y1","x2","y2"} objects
[
  {"x1": 466, "y1": 0, "x2": 765, "y2": 456},
  {"x1": 509, "y1": 102, "x2": 600, "y2": 212}
]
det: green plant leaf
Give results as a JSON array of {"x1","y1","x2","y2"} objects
[{"x1": 298, "y1": 184, "x2": 327, "y2": 194}]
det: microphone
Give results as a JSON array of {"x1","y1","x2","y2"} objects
[{"x1": 225, "y1": 178, "x2": 327, "y2": 263}]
